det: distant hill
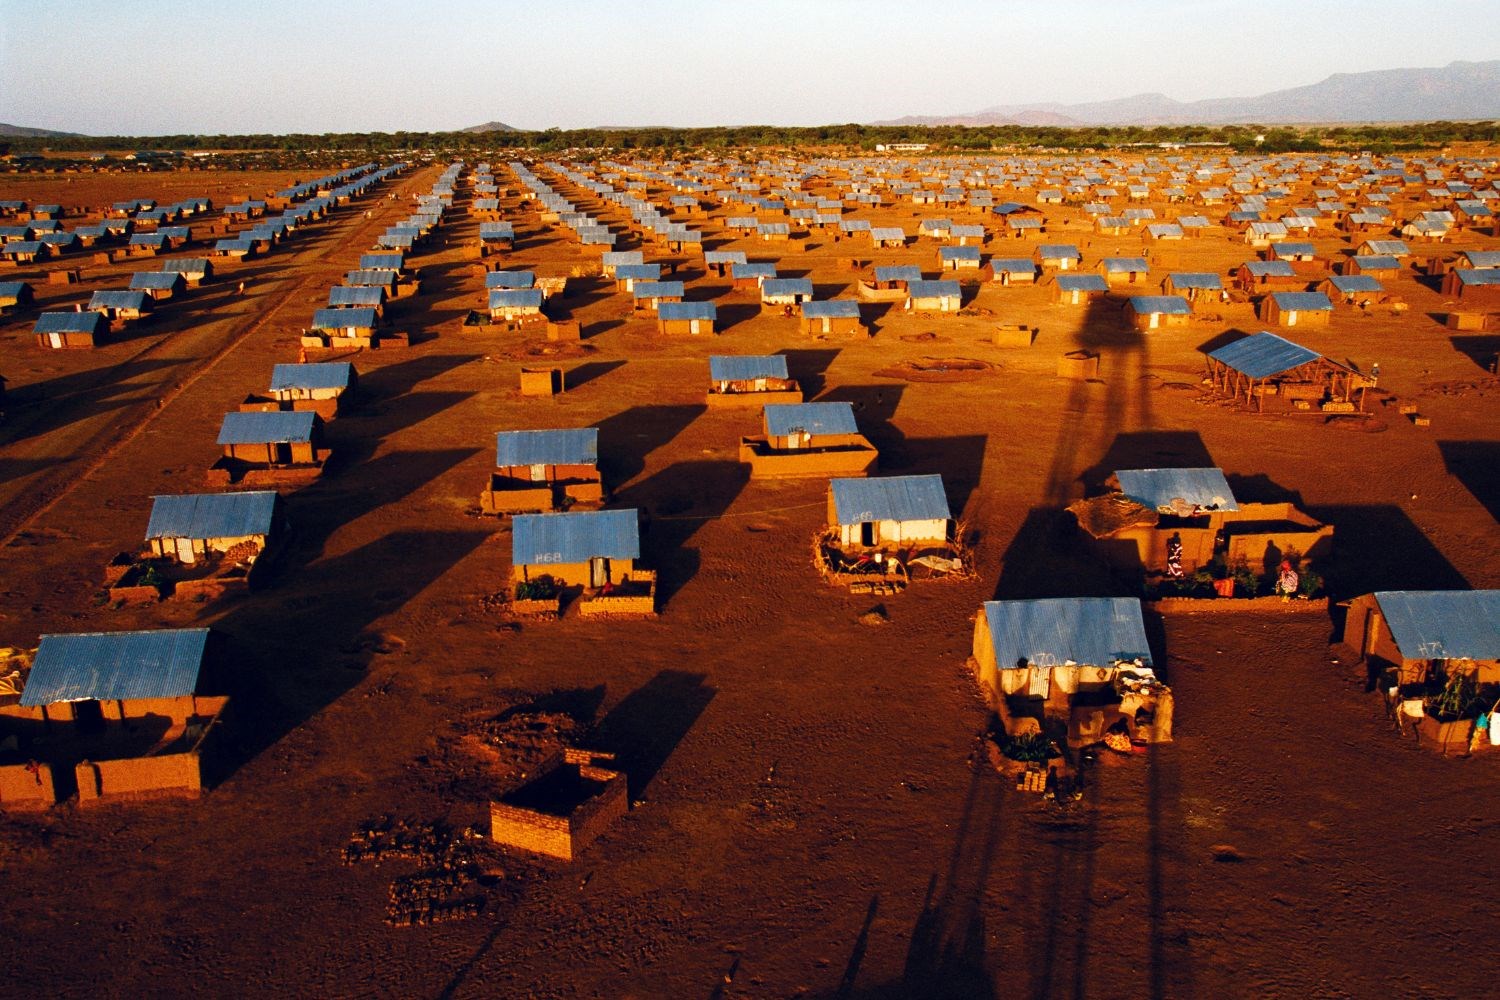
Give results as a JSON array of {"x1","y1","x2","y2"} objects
[
  {"x1": 0, "y1": 123, "x2": 85, "y2": 138},
  {"x1": 460, "y1": 121, "x2": 521, "y2": 133},
  {"x1": 874, "y1": 60, "x2": 1500, "y2": 127}
]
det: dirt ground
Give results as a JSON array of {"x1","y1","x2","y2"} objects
[{"x1": 0, "y1": 155, "x2": 1497, "y2": 1000}]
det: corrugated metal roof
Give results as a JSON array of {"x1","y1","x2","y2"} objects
[
  {"x1": 269, "y1": 362, "x2": 352, "y2": 392},
  {"x1": 907, "y1": 279, "x2": 961, "y2": 299},
  {"x1": 940, "y1": 246, "x2": 982, "y2": 260},
  {"x1": 312, "y1": 307, "x2": 378, "y2": 329},
  {"x1": 733, "y1": 262, "x2": 778, "y2": 279},
  {"x1": 161, "y1": 257, "x2": 210, "y2": 273},
  {"x1": 1056, "y1": 274, "x2": 1109, "y2": 291},
  {"x1": 709, "y1": 355, "x2": 788, "y2": 382},
  {"x1": 874, "y1": 265, "x2": 922, "y2": 283},
  {"x1": 495, "y1": 428, "x2": 597, "y2": 467},
  {"x1": 1207, "y1": 331, "x2": 1321, "y2": 378},
  {"x1": 704, "y1": 250, "x2": 746, "y2": 265},
  {"x1": 981, "y1": 598, "x2": 1153, "y2": 670},
  {"x1": 129, "y1": 271, "x2": 184, "y2": 290},
  {"x1": 216, "y1": 410, "x2": 317, "y2": 445},
  {"x1": 1114, "y1": 468, "x2": 1238, "y2": 512},
  {"x1": 484, "y1": 270, "x2": 535, "y2": 289},
  {"x1": 601, "y1": 250, "x2": 644, "y2": 266},
  {"x1": 34, "y1": 311, "x2": 106, "y2": 334},
  {"x1": 830, "y1": 474, "x2": 950, "y2": 525},
  {"x1": 614, "y1": 264, "x2": 661, "y2": 280},
  {"x1": 1373, "y1": 591, "x2": 1500, "y2": 661},
  {"x1": 145, "y1": 491, "x2": 278, "y2": 540},
  {"x1": 633, "y1": 280, "x2": 685, "y2": 298},
  {"x1": 88, "y1": 290, "x2": 149, "y2": 309},
  {"x1": 488, "y1": 289, "x2": 545, "y2": 308},
  {"x1": 765, "y1": 401, "x2": 859, "y2": 437},
  {"x1": 1168, "y1": 272, "x2": 1223, "y2": 289},
  {"x1": 1328, "y1": 274, "x2": 1383, "y2": 293},
  {"x1": 345, "y1": 270, "x2": 397, "y2": 287},
  {"x1": 328, "y1": 286, "x2": 385, "y2": 307},
  {"x1": 1362, "y1": 239, "x2": 1410, "y2": 255},
  {"x1": 1270, "y1": 291, "x2": 1332, "y2": 311},
  {"x1": 658, "y1": 301, "x2": 716, "y2": 321},
  {"x1": 512, "y1": 508, "x2": 640, "y2": 565},
  {"x1": 991, "y1": 258, "x2": 1035, "y2": 273},
  {"x1": 1100, "y1": 257, "x2": 1149, "y2": 272},
  {"x1": 1037, "y1": 244, "x2": 1082, "y2": 259},
  {"x1": 21, "y1": 628, "x2": 211, "y2": 705},
  {"x1": 1351, "y1": 255, "x2": 1400, "y2": 270},
  {"x1": 1127, "y1": 295, "x2": 1191, "y2": 315},
  {"x1": 762, "y1": 278, "x2": 813, "y2": 297},
  {"x1": 1460, "y1": 250, "x2": 1500, "y2": 267},
  {"x1": 359, "y1": 252, "x2": 404, "y2": 270},
  {"x1": 801, "y1": 299, "x2": 861, "y2": 319},
  {"x1": 1455, "y1": 268, "x2": 1500, "y2": 287}
]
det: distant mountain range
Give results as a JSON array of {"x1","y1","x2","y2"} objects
[
  {"x1": 0, "y1": 123, "x2": 84, "y2": 138},
  {"x1": 460, "y1": 121, "x2": 521, "y2": 133},
  {"x1": 873, "y1": 60, "x2": 1500, "y2": 127}
]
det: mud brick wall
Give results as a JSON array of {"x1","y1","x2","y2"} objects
[
  {"x1": 0, "y1": 761, "x2": 55, "y2": 808},
  {"x1": 490, "y1": 801, "x2": 574, "y2": 860},
  {"x1": 76, "y1": 752, "x2": 203, "y2": 804},
  {"x1": 565, "y1": 769, "x2": 628, "y2": 854}
]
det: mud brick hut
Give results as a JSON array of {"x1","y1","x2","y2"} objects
[
  {"x1": 209, "y1": 410, "x2": 328, "y2": 486},
  {"x1": 478, "y1": 221, "x2": 514, "y2": 253},
  {"x1": 126, "y1": 270, "x2": 185, "y2": 301},
  {"x1": 510, "y1": 508, "x2": 655, "y2": 616},
  {"x1": 599, "y1": 250, "x2": 644, "y2": 278},
  {"x1": 1161, "y1": 272, "x2": 1224, "y2": 303},
  {"x1": 706, "y1": 355, "x2": 801, "y2": 407},
  {"x1": 1344, "y1": 255, "x2": 1400, "y2": 277},
  {"x1": 1052, "y1": 273, "x2": 1109, "y2": 306},
  {"x1": 972, "y1": 597, "x2": 1172, "y2": 748},
  {"x1": 703, "y1": 249, "x2": 745, "y2": 279},
  {"x1": 1356, "y1": 238, "x2": 1410, "y2": 259},
  {"x1": 761, "y1": 278, "x2": 814, "y2": 312},
  {"x1": 819, "y1": 474, "x2": 964, "y2": 587},
  {"x1": 860, "y1": 264, "x2": 921, "y2": 300},
  {"x1": 905, "y1": 279, "x2": 962, "y2": 313},
  {"x1": 1453, "y1": 249, "x2": 1500, "y2": 270},
  {"x1": 0, "y1": 280, "x2": 34, "y2": 312},
  {"x1": 1125, "y1": 295, "x2": 1193, "y2": 330},
  {"x1": 1344, "y1": 591, "x2": 1500, "y2": 686},
  {"x1": 87, "y1": 289, "x2": 153, "y2": 324},
  {"x1": 1234, "y1": 259, "x2": 1302, "y2": 292},
  {"x1": 343, "y1": 269, "x2": 399, "y2": 296},
  {"x1": 1, "y1": 241, "x2": 46, "y2": 265},
  {"x1": 34, "y1": 310, "x2": 107, "y2": 349},
  {"x1": 739, "y1": 401, "x2": 878, "y2": 479},
  {"x1": 3, "y1": 628, "x2": 228, "y2": 807},
  {"x1": 870, "y1": 226, "x2": 907, "y2": 249},
  {"x1": 1099, "y1": 257, "x2": 1149, "y2": 286},
  {"x1": 307, "y1": 306, "x2": 381, "y2": 345},
  {"x1": 241, "y1": 362, "x2": 358, "y2": 419},
  {"x1": 327, "y1": 284, "x2": 387, "y2": 315},
  {"x1": 1036, "y1": 244, "x2": 1082, "y2": 271},
  {"x1": 631, "y1": 280, "x2": 685, "y2": 313},
  {"x1": 490, "y1": 749, "x2": 627, "y2": 860},
  {"x1": 732, "y1": 261, "x2": 778, "y2": 291},
  {"x1": 142, "y1": 490, "x2": 283, "y2": 568},
  {"x1": 613, "y1": 262, "x2": 661, "y2": 292},
  {"x1": 1204, "y1": 331, "x2": 1371, "y2": 412},
  {"x1": 487, "y1": 288, "x2": 545, "y2": 323},
  {"x1": 799, "y1": 299, "x2": 866, "y2": 337},
  {"x1": 1070, "y1": 467, "x2": 1332, "y2": 580},
  {"x1": 161, "y1": 257, "x2": 213, "y2": 285},
  {"x1": 1321, "y1": 274, "x2": 1385, "y2": 305},
  {"x1": 1441, "y1": 268, "x2": 1500, "y2": 306},
  {"x1": 213, "y1": 237, "x2": 256, "y2": 259},
  {"x1": 482, "y1": 428, "x2": 603, "y2": 515},
  {"x1": 951, "y1": 223, "x2": 987, "y2": 246},
  {"x1": 656, "y1": 300, "x2": 717, "y2": 336},
  {"x1": 939, "y1": 246, "x2": 982, "y2": 271},
  {"x1": 989, "y1": 258, "x2": 1037, "y2": 286},
  {"x1": 1259, "y1": 291, "x2": 1333, "y2": 329},
  {"x1": 359, "y1": 251, "x2": 406, "y2": 276}
]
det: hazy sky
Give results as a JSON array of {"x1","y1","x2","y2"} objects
[{"x1": 3, "y1": 0, "x2": 1497, "y2": 134}]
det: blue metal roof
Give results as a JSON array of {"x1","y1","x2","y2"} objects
[
  {"x1": 1272, "y1": 242, "x2": 1317, "y2": 258},
  {"x1": 940, "y1": 246, "x2": 982, "y2": 260},
  {"x1": 484, "y1": 270, "x2": 535, "y2": 289},
  {"x1": 89, "y1": 290, "x2": 149, "y2": 310},
  {"x1": 762, "y1": 278, "x2": 813, "y2": 297},
  {"x1": 34, "y1": 311, "x2": 106, "y2": 335},
  {"x1": 1127, "y1": 295, "x2": 1191, "y2": 315},
  {"x1": 658, "y1": 301, "x2": 716, "y2": 322},
  {"x1": 907, "y1": 279, "x2": 961, "y2": 299},
  {"x1": 830, "y1": 474, "x2": 950, "y2": 524},
  {"x1": 1353, "y1": 255, "x2": 1400, "y2": 270},
  {"x1": 146, "y1": 491, "x2": 278, "y2": 541},
  {"x1": 801, "y1": 299, "x2": 861, "y2": 319},
  {"x1": 1328, "y1": 274, "x2": 1383, "y2": 293},
  {"x1": 1207, "y1": 331, "x2": 1321, "y2": 378},
  {"x1": 1460, "y1": 250, "x2": 1500, "y2": 268},
  {"x1": 328, "y1": 286, "x2": 384, "y2": 307},
  {"x1": 129, "y1": 271, "x2": 184, "y2": 290},
  {"x1": 495, "y1": 428, "x2": 597, "y2": 467},
  {"x1": 217, "y1": 410, "x2": 316, "y2": 445},
  {"x1": 614, "y1": 264, "x2": 661, "y2": 281},
  {"x1": 269, "y1": 362, "x2": 352, "y2": 392},
  {"x1": 161, "y1": 257, "x2": 211, "y2": 273},
  {"x1": 1168, "y1": 272, "x2": 1222, "y2": 289},
  {"x1": 312, "y1": 307, "x2": 378, "y2": 329},
  {"x1": 981, "y1": 598, "x2": 1153, "y2": 670},
  {"x1": 733, "y1": 262, "x2": 778, "y2": 279},
  {"x1": 1362, "y1": 239, "x2": 1409, "y2": 255},
  {"x1": 21, "y1": 629, "x2": 211, "y2": 706},
  {"x1": 1270, "y1": 291, "x2": 1332, "y2": 312},
  {"x1": 1243, "y1": 260, "x2": 1296, "y2": 277},
  {"x1": 1037, "y1": 244, "x2": 1081, "y2": 259},
  {"x1": 874, "y1": 265, "x2": 922, "y2": 283},
  {"x1": 709, "y1": 355, "x2": 788, "y2": 382},
  {"x1": 704, "y1": 250, "x2": 746, "y2": 265},
  {"x1": 633, "y1": 280, "x2": 685, "y2": 298},
  {"x1": 488, "y1": 289, "x2": 545, "y2": 308},
  {"x1": 601, "y1": 250, "x2": 644, "y2": 266},
  {"x1": 765, "y1": 401, "x2": 859, "y2": 437},
  {"x1": 1455, "y1": 268, "x2": 1500, "y2": 287},
  {"x1": 991, "y1": 258, "x2": 1035, "y2": 274},
  {"x1": 1057, "y1": 274, "x2": 1109, "y2": 292},
  {"x1": 1372, "y1": 591, "x2": 1500, "y2": 661},
  {"x1": 1114, "y1": 468, "x2": 1238, "y2": 512},
  {"x1": 512, "y1": 508, "x2": 640, "y2": 565},
  {"x1": 1101, "y1": 257, "x2": 1149, "y2": 273},
  {"x1": 0, "y1": 280, "x2": 28, "y2": 297},
  {"x1": 345, "y1": 269, "x2": 397, "y2": 286},
  {"x1": 359, "y1": 252, "x2": 404, "y2": 270}
]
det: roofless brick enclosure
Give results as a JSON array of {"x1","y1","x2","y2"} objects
[{"x1": 489, "y1": 750, "x2": 627, "y2": 861}]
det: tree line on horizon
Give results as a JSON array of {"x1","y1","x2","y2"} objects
[{"x1": 6, "y1": 120, "x2": 1497, "y2": 158}]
